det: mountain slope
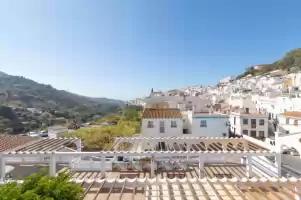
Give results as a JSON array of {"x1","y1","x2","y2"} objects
[
  {"x1": 236, "y1": 48, "x2": 301, "y2": 79},
  {"x1": 0, "y1": 72, "x2": 123, "y2": 109},
  {"x1": 0, "y1": 72, "x2": 124, "y2": 133}
]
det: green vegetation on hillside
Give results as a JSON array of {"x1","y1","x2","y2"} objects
[
  {"x1": 236, "y1": 48, "x2": 301, "y2": 79},
  {"x1": 0, "y1": 71, "x2": 124, "y2": 133},
  {"x1": 65, "y1": 106, "x2": 142, "y2": 151},
  {"x1": 0, "y1": 170, "x2": 83, "y2": 200}
]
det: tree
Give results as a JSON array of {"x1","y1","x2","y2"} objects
[{"x1": 0, "y1": 170, "x2": 84, "y2": 200}]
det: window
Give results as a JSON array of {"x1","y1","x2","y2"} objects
[
  {"x1": 243, "y1": 119, "x2": 248, "y2": 125},
  {"x1": 250, "y1": 131, "x2": 256, "y2": 137},
  {"x1": 251, "y1": 119, "x2": 256, "y2": 128},
  {"x1": 259, "y1": 119, "x2": 264, "y2": 126},
  {"x1": 158, "y1": 142, "x2": 166, "y2": 150},
  {"x1": 147, "y1": 121, "x2": 154, "y2": 128},
  {"x1": 159, "y1": 121, "x2": 165, "y2": 133},
  {"x1": 171, "y1": 120, "x2": 177, "y2": 128},
  {"x1": 200, "y1": 120, "x2": 207, "y2": 127},
  {"x1": 294, "y1": 120, "x2": 298, "y2": 126},
  {"x1": 183, "y1": 129, "x2": 190, "y2": 134},
  {"x1": 243, "y1": 130, "x2": 248, "y2": 135},
  {"x1": 259, "y1": 131, "x2": 264, "y2": 137},
  {"x1": 286, "y1": 118, "x2": 290, "y2": 124}
]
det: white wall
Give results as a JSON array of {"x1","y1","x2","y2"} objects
[
  {"x1": 229, "y1": 114, "x2": 242, "y2": 135},
  {"x1": 71, "y1": 161, "x2": 112, "y2": 171},
  {"x1": 275, "y1": 132, "x2": 301, "y2": 156},
  {"x1": 48, "y1": 126, "x2": 68, "y2": 138},
  {"x1": 230, "y1": 113, "x2": 268, "y2": 137},
  {"x1": 181, "y1": 111, "x2": 192, "y2": 133},
  {"x1": 229, "y1": 97, "x2": 253, "y2": 109},
  {"x1": 141, "y1": 96, "x2": 212, "y2": 111},
  {"x1": 240, "y1": 117, "x2": 268, "y2": 137},
  {"x1": 177, "y1": 104, "x2": 186, "y2": 111},
  {"x1": 293, "y1": 73, "x2": 301, "y2": 87},
  {"x1": 191, "y1": 116, "x2": 229, "y2": 137},
  {"x1": 277, "y1": 115, "x2": 301, "y2": 133},
  {"x1": 141, "y1": 118, "x2": 183, "y2": 137}
]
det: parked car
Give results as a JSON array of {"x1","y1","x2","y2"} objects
[
  {"x1": 27, "y1": 132, "x2": 39, "y2": 137},
  {"x1": 40, "y1": 130, "x2": 48, "y2": 137}
]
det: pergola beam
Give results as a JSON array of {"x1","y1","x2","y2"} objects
[{"x1": 3, "y1": 150, "x2": 278, "y2": 157}]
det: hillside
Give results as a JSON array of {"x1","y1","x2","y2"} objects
[
  {"x1": 0, "y1": 71, "x2": 124, "y2": 133},
  {"x1": 236, "y1": 48, "x2": 301, "y2": 79}
]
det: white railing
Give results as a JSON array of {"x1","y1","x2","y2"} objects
[{"x1": 6, "y1": 155, "x2": 77, "y2": 164}]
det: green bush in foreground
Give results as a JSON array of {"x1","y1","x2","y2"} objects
[{"x1": 0, "y1": 170, "x2": 84, "y2": 200}]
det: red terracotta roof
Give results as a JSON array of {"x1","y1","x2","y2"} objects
[
  {"x1": 142, "y1": 109, "x2": 182, "y2": 119},
  {"x1": 0, "y1": 135, "x2": 39, "y2": 152}
]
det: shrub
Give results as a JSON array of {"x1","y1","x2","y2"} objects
[{"x1": 0, "y1": 170, "x2": 84, "y2": 200}]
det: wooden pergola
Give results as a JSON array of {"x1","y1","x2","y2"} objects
[
  {"x1": 73, "y1": 177, "x2": 301, "y2": 200},
  {"x1": 0, "y1": 137, "x2": 280, "y2": 180}
]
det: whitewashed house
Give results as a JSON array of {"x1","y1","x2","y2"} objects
[
  {"x1": 141, "y1": 108, "x2": 183, "y2": 137},
  {"x1": 191, "y1": 112, "x2": 229, "y2": 137},
  {"x1": 228, "y1": 96, "x2": 257, "y2": 113},
  {"x1": 276, "y1": 111, "x2": 301, "y2": 134},
  {"x1": 292, "y1": 72, "x2": 301, "y2": 87},
  {"x1": 142, "y1": 96, "x2": 212, "y2": 112},
  {"x1": 274, "y1": 112, "x2": 301, "y2": 155},
  {"x1": 229, "y1": 110, "x2": 268, "y2": 138}
]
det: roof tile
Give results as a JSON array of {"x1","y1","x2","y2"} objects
[
  {"x1": 142, "y1": 109, "x2": 182, "y2": 119},
  {"x1": 280, "y1": 111, "x2": 301, "y2": 118}
]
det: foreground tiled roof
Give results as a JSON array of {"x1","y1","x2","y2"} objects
[
  {"x1": 108, "y1": 137, "x2": 267, "y2": 152},
  {"x1": 72, "y1": 177, "x2": 301, "y2": 200},
  {"x1": 142, "y1": 109, "x2": 182, "y2": 119},
  {"x1": 60, "y1": 163, "x2": 257, "y2": 180},
  {"x1": 13, "y1": 137, "x2": 79, "y2": 152},
  {"x1": 0, "y1": 135, "x2": 80, "y2": 153},
  {"x1": 0, "y1": 135, "x2": 38, "y2": 152}
]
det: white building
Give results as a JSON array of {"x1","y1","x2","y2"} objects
[
  {"x1": 191, "y1": 112, "x2": 229, "y2": 137},
  {"x1": 228, "y1": 96, "x2": 257, "y2": 113},
  {"x1": 274, "y1": 112, "x2": 301, "y2": 156},
  {"x1": 220, "y1": 76, "x2": 234, "y2": 84},
  {"x1": 48, "y1": 125, "x2": 68, "y2": 138},
  {"x1": 277, "y1": 111, "x2": 301, "y2": 134},
  {"x1": 229, "y1": 110, "x2": 268, "y2": 138},
  {"x1": 141, "y1": 108, "x2": 230, "y2": 138},
  {"x1": 292, "y1": 72, "x2": 301, "y2": 87},
  {"x1": 141, "y1": 96, "x2": 212, "y2": 112},
  {"x1": 141, "y1": 109, "x2": 183, "y2": 137}
]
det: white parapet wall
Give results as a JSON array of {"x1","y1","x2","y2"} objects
[
  {"x1": 6, "y1": 155, "x2": 77, "y2": 164},
  {"x1": 71, "y1": 161, "x2": 112, "y2": 171}
]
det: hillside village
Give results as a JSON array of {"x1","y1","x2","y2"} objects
[
  {"x1": 128, "y1": 68, "x2": 301, "y2": 153},
  {"x1": 2, "y1": 50, "x2": 301, "y2": 198}
]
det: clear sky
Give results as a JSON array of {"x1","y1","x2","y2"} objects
[{"x1": 0, "y1": 0, "x2": 300, "y2": 100}]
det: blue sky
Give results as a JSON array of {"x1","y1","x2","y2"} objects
[{"x1": 0, "y1": 0, "x2": 300, "y2": 100}]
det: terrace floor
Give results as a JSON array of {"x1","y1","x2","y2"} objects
[{"x1": 63, "y1": 163, "x2": 261, "y2": 180}]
